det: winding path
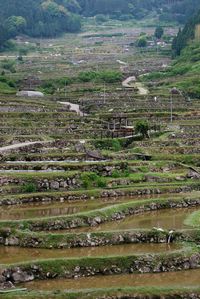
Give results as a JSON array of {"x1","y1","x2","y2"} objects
[
  {"x1": 59, "y1": 101, "x2": 84, "y2": 116},
  {"x1": 122, "y1": 76, "x2": 149, "y2": 95}
]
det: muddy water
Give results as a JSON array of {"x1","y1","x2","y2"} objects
[
  {"x1": 0, "y1": 194, "x2": 182, "y2": 220},
  {"x1": 0, "y1": 243, "x2": 180, "y2": 264},
  {"x1": 0, "y1": 200, "x2": 119, "y2": 220},
  {"x1": 22, "y1": 268, "x2": 200, "y2": 290},
  {"x1": 61, "y1": 206, "x2": 200, "y2": 233}
]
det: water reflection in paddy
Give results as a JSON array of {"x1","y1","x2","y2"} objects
[
  {"x1": 0, "y1": 193, "x2": 180, "y2": 220},
  {"x1": 22, "y1": 268, "x2": 200, "y2": 291},
  {"x1": 0, "y1": 243, "x2": 180, "y2": 264},
  {"x1": 61, "y1": 206, "x2": 200, "y2": 233},
  {"x1": 0, "y1": 200, "x2": 120, "y2": 220}
]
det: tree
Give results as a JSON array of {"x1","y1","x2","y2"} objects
[
  {"x1": 136, "y1": 36, "x2": 147, "y2": 48},
  {"x1": 4, "y1": 16, "x2": 27, "y2": 37},
  {"x1": 95, "y1": 14, "x2": 108, "y2": 23},
  {"x1": 135, "y1": 120, "x2": 149, "y2": 138},
  {"x1": 154, "y1": 26, "x2": 164, "y2": 39}
]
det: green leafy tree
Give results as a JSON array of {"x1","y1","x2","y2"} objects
[
  {"x1": 135, "y1": 120, "x2": 149, "y2": 138},
  {"x1": 154, "y1": 26, "x2": 164, "y2": 39},
  {"x1": 4, "y1": 16, "x2": 27, "y2": 36},
  {"x1": 136, "y1": 36, "x2": 147, "y2": 48}
]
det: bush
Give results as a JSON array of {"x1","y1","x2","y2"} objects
[
  {"x1": 22, "y1": 182, "x2": 37, "y2": 193},
  {"x1": 19, "y1": 48, "x2": 29, "y2": 56},
  {"x1": 93, "y1": 139, "x2": 122, "y2": 151},
  {"x1": 98, "y1": 70, "x2": 122, "y2": 83},
  {"x1": 81, "y1": 172, "x2": 107, "y2": 189},
  {"x1": 58, "y1": 77, "x2": 72, "y2": 86},
  {"x1": 1, "y1": 59, "x2": 16, "y2": 73},
  {"x1": 41, "y1": 81, "x2": 56, "y2": 95},
  {"x1": 111, "y1": 170, "x2": 121, "y2": 178},
  {"x1": 78, "y1": 70, "x2": 122, "y2": 83},
  {"x1": 96, "y1": 177, "x2": 107, "y2": 188},
  {"x1": 95, "y1": 14, "x2": 108, "y2": 23}
]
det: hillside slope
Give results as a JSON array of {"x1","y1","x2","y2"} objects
[
  {"x1": 0, "y1": 0, "x2": 199, "y2": 48},
  {"x1": 172, "y1": 9, "x2": 200, "y2": 56}
]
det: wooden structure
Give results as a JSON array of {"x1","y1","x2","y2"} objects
[
  {"x1": 195, "y1": 24, "x2": 200, "y2": 41},
  {"x1": 101, "y1": 113, "x2": 134, "y2": 139}
]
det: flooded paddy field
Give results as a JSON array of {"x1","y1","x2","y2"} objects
[
  {"x1": 0, "y1": 13, "x2": 200, "y2": 299},
  {"x1": 22, "y1": 268, "x2": 200, "y2": 291},
  {"x1": 0, "y1": 243, "x2": 180, "y2": 265},
  {"x1": 53, "y1": 206, "x2": 200, "y2": 233}
]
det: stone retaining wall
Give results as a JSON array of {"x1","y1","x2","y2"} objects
[
  {"x1": 1, "y1": 197, "x2": 199, "y2": 232},
  {"x1": 0, "y1": 175, "x2": 80, "y2": 191},
  {"x1": 0, "y1": 184, "x2": 199, "y2": 205},
  {"x1": 0, "y1": 251, "x2": 199, "y2": 284}
]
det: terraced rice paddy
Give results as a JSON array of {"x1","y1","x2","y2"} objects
[{"x1": 0, "y1": 25, "x2": 200, "y2": 299}]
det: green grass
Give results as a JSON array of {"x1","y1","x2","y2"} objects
[
  {"x1": 1, "y1": 192, "x2": 200, "y2": 231},
  {"x1": 141, "y1": 42, "x2": 200, "y2": 98},
  {"x1": 2, "y1": 286, "x2": 200, "y2": 299},
  {"x1": 0, "y1": 245, "x2": 197, "y2": 278},
  {"x1": 185, "y1": 210, "x2": 200, "y2": 227}
]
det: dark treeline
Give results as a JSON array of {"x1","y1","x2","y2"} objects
[
  {"x1": 172, "y1": 8, "x2": 200, "y2": 56},
  {"x1": 78, "y1": 0, "x2": 200, "y2": 22},
  {"x1": 0, "y1": 0, "x2": 82, "y2": 48},
  {"x1": 0, "y1": 0, "x2": 199, "y2": 48}
]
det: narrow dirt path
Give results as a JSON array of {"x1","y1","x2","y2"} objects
[
  {"x1": 59, "y1": 102, "x2": 84, "y2": 116},
  {"x1": 122, "y1": 76, "x2": 136, "y2": 88},
  {"x1": 122, "y1": 76, "x2": 149, "y2": 95}
]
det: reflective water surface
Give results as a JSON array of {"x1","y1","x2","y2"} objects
[
  {"x1": 0, "y1": 243, "x2": 180, "y2": 264},
  {"x1": 56, "y1": 206, "x2": 200, "y2": 233},
  {"x1": 22, "y1": 268, "x2": 200, "y2": 290},
  {"x1": 0, "y1": 200, "x2": 119, "y2": 220},
  {"x1": 0, "y1": 193, "x2": 182, "y2": 220}
]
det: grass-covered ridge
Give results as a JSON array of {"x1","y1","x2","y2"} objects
[
  {"x1": 0, "y1": 194, "x2": 200, "y2": 231},
  {"x1": 2, "y1": 286, "x2": 200, "y2": 299},
  {"x1": 142, "y1": 42, "x2": 200, "y2": 98},
  {"x1": 185, "y1": 210, "x2": 200, "y2": 227}
]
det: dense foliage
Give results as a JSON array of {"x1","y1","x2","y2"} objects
[
  {"x1": 0, "y1": 0, "x2": 199, "y2": 48},
  {"x1": 0, "y1": 0, "x2": 82, "y2": 48},
  {"x1": 172, "y1": 9, "x2": 200, "y2": 56},
  {"x1": 142, "y1": 42, "x2": 200, "y2": 98},
  {"x1": 79, "y1": 0, "x2": 199, "y2": 22}
]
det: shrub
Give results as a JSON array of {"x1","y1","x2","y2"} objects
[
  {"x1": 96, "y1": 177, "x2": 107, "y2": 188},
  {"x1": 78, "y1": 70, "x2": 122, "y2": 83},
  {"x1": 93, "y1": 139, "x2": 122, "y2": 151},
  {"x1": 111, "y1": 170, "x2": 121, "y2": 178},
  {"x1": 81, "y1": 172, "x2": 106, "y2": 189},
  {"x1": 41, "y1": 81, "x2": 56, "y2": 94},
  {"x1": 22, "y1": 182, "x2": 37, "y2": 193},
  {"x1": 95, "y1": 14, "x2": 108, "y2": 23},
  {"x1": 1, "y1": 59, "x2": 16, "y2": 73},
  {"x1": 98, "y1": 70, "x2": 122, "y2": 83}
]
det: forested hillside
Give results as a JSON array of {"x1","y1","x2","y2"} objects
[
  {"x1": 172, "y1": 9, "x2": 200, "y2": 56},
  {"x1": 79, "y1": 0, "x2": 200, "y2": 23},
  {"x1": 0, "y1": 0, "x2": 199, "y2": 49},
  {"x1": 0, "y1": 0, "x2": 81, "y2": 45}
]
